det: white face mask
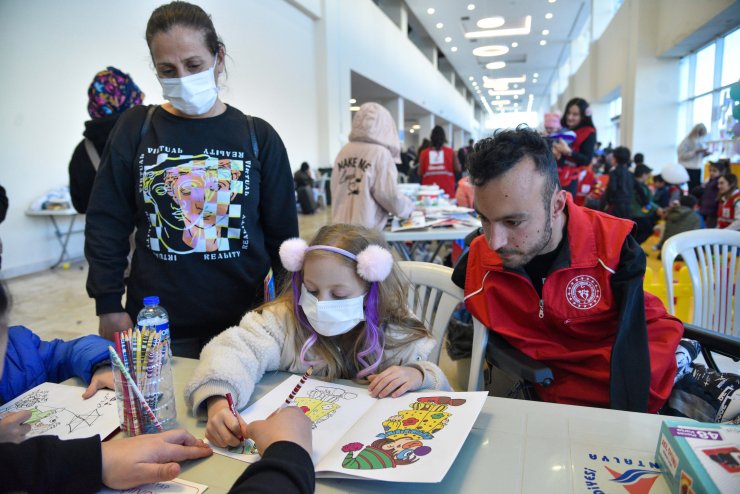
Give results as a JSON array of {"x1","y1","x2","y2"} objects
[
  {"x1": 158, "y1": 56, "x2": 219, "y2": 116},
  {"x1": 299, "y1": 285, "x2": 365, "y2": 337}
]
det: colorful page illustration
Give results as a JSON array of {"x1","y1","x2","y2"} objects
[
  {"x1": 0, "y1": 382, "x2": 118, "y2": 441},
  {"x1": 97, "y1": 477, "x2": 208, "y2": 493},
  {"x1": 221, "y1": 374, "x2": 487, "y2": 483}
]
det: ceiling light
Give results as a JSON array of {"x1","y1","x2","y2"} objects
[
  {"x1": 514, "y1": 94, "x2": 519, "y2": 99},
  {"x1": 472, "y1": 45, "x2": 509, "y2": 57},
  {"x1": 412, "y1": 124, "x2": 421, "y2": 129},
  {"x1": 350, "y1": 106, "x2": 361, "y2": 111},
  {"x1": 436, "y1": 22, "x2": 444, "y2": 29},
  {"x1": 496, "y1": 96, "x2": 501, "y2": 100},
  {"x1": 476, "y1": 17, "x2": 505, "y2": 30},
  {"x1": 465, "y1": 16, "x2": 531, "y2": 39},
  {"x1": 485, "y1": 61, "x2": 506, "y2": 70},
  {"x1": 548, "y1": 0, "x2": 556, "y2": 3},
  {"x1": 427, "y1": 7, "x2": 435, "y2": 15},
  {"x1": 539, "y1": 40, "x2": 547, "y2": 46},
  {"x1": 513, "y1": 83, "x2": 519, "y2": 88},
  {"x1": 511, "y1": 42, "x2": 519, "y2": 48},
  {"x1": 445, "y1": 36, "x2": 452, "y2": 42},
  {"x1": 472, "y1": 81, "x2": 478, "y2": 86},
  {"x1": 483, "y1": 75, "x2": 526, "y2": 88},
  {"x1": 487, "y1": 88, "x2": 526, "y2": 96},
  {"x1": 349, "y1": 98, "x2": 356, "y2": 104},
  {"x1": 490, "y1": 100, "x2": 511, "y2": 106},
  {"x1": 533, "y1": 72, "x2": 540, "y2": 78},
  {"x1": 468, "y1": 76, "x2": 474, "y2": 81},
  {"x1": 467, "y1": 3, "x2": 476, "y2": 10},
  {"x1": 409, "y1": 128, "x2": 415, "y2": 134},
  {"x1": 545, "y1": 13, "x2": 554, "y2": 19},
  {"x1": 532, "y1": 79, "x2": 538, "y2": 83},
  {"x1": 542, "y1": 29, "x2": 550, "y2": 35},
  {"x1": 451, "y1": 46, "x2": 458, "y2": 52}
]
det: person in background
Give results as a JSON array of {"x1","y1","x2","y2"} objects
[
  {"x1": 661, "y1": 163, "x2": 690, "y2": 206},
  {"x1": 0, "y1": 326, "x2": 115, "y2": 443},
  {"x1": 455, "y1": 172, "x2": 474, "y2": 209},
  {"x1": 716, "y1": 173, "x2": 740, "y2": 230},
  {"x1": 605, "y1": 146, "x2": 634, "y2": 219},
  {"x1": 419, "y1": 125, "x2": 461, "y2": 197},
  {"x1": 543, "y1": 112, "x2": 561, "y2": 135},
  {"x1": 657, "y1": 195, "x2": 703, "y2": 251},
  {"x1": 552, "y1": 98, "x2": 597, "y2": 196},
  {"x1": 631, "y1": 164, "x2": 661, "y2": 245},
  {"x1": 293, "y1": 162, "x2": 314, "y2": 190},
  {"x1": 330, "y1": 103, "x2": 414, "y2": 230},
  {"x1": 457, "y1": 138, "x2": 474, "y2": 172},
  {"x1": 678, "y1": 123, "x2": 710, "y2": 191},
  {"x1": 652, "y1": 174, "x2": 670, "y2": 209},
  {"x1": 68, "y1": 67, "x2": 144, "y2": 214},
  {"x1": 85, "y1": 1, "x2": 298, "y2": 357},
  {"x1": 699, "y1": 160, "x2": 728, "y2": 228}
]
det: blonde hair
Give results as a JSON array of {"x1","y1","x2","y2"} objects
[
  {"x1": 688, "y1": 123, "x2": 707, "y2": 139},
  {"x1": 261, "y1": 224, "x2": 429, "y2": 381}
]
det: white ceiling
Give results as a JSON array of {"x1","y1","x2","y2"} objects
[{"x1": 404, "y1": 0, "x2": 590, "y2": 114}]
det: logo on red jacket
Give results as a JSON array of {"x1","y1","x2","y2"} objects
[{"x1": 566, "y1": 275, "x2": 601, "y2": 309}]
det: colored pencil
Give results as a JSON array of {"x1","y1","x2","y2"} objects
[
  {"x1": 225, "y1": 392, "x2": 246, "y2": 453},
  {"x1": 109, "y1": 346, "x2": 163, "y2": 432},
  {"x1": 281, "y1": 366, "x2": 314, "y2": 408}
]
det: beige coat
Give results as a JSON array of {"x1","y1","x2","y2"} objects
[{"x1": 331, "y1": 103, "x2": 414, "y2": 230}]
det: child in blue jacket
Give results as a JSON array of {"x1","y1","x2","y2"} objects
[{"x1": 0, "y1": 326, "x2": 113, "y2": 442}]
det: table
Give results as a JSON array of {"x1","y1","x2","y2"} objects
[
  {"x1": 25, "y1": 208, "x2": 82, "y2": 268},
  {"x1": 93, "y1": 357, "x2": 670, "y2": 493},
  {"x1": 384, "y1": 224, "x2": 479, "y2": 262}
]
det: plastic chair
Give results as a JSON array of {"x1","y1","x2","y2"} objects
[
  {"x1": 662, "y1": 229, "x2": 740, "y2": 337},
  {"x1": 315, "y1": 173, "x2": 329, "y2": 209},
  {"x1": 398, "y1": 261, "x2": 487, "y2": 391}
]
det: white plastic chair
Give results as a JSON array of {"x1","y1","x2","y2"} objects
[
  {"x1": 315, "y1": 173, "x2": 329, "y2": 209},
  {"x1": 398, "y1": 261, "x2": 488, "y2": 391},
  {"x1": 662, "y1": 229, "x2": 740, "y2": 336}
]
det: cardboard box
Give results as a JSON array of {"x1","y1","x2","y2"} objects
[{"x1": 656, "y1": 419, "x2": 740, "y2": 493}]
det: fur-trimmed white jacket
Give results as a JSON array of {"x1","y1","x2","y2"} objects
[{"x1": 185, "y1": 302, "x2": 451, "y2": 419}]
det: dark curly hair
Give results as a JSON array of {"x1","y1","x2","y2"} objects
[{"x1": 467, "y1": 125, "x2": 560, "y2": 210}]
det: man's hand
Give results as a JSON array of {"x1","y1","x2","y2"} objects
[
  {"x1": 82, "y1": 366, "x2": 115, "y2": 399},
  {"x1": 244, "y1": 407, "x2": 312, "y2": 455},
  {"x1": 99, "y1": 312, "x2": 133, "y2": 341},
  {"x1": 0, "y1": 410, "x2": 32, "y2": 443},
  {"x1": 101, "y1": 429, "x2": 212, "y2": 489},
  {"x1": 367, "y1": 365, "x2": 423, "y2": 398}
]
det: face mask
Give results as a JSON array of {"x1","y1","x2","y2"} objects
[
  {"x1": 299, "y1": 285, "x2": 365, "y2": 337},
  {"x1": 158, "y1": 55, "x2": 219, "y2": 116}
]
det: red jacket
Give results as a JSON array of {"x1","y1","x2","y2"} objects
[
  {"x1": 463, "y1": 196, "x2": 682, "y2": 412},
  {"x1": 558, "y1": 126, "x2": 595, "y2": 188},
  {"x1": 420, "y1": 146, "x2": 455, "y2": 197},
  {"x1": 717, "y1": 190, "x2": 740, "y2": 229}
]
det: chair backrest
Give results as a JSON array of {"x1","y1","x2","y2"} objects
[
  {"x1": 398, "y1": 261, "x2": 487, "y2": 391},
  {"x1": 315, "y1": 173, "x2": 329, "y2": 206},
  {"x1": 662, "y1": 229, "x2": 740, "y2": 336}
]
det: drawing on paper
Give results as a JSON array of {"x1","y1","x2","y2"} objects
[
  {"x1": 340, "y1": 396, "x2": 467, "y2": 470},
  {"x1": 289, "y1": 385, "x2": 357, "y2": 429}
]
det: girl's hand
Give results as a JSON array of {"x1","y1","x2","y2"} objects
[
  {"x1": 82, "y1": 366, "x2": 115, "y2": 399},
  {"x1": 367, "y1": 366, "x2": 423, "y2": 398},
  {"x1": 0, "y1": 410, "x2": 32, "y2": 443},
  {"x1": 205, "y1": 396, "x2": 247, "y2": 448}
]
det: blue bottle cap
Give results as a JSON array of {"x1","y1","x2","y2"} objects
[{"x1": 143, "y1": 296, "x2": 160, "y2": 306}]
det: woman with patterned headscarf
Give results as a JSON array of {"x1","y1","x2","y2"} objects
[{"x1": 68, "y1": 66, "x2": 144, "y2": 213}]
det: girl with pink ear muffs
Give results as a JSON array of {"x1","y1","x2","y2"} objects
[{"x1": 185, "y1": 224, "x2": 451, "y2": 449}]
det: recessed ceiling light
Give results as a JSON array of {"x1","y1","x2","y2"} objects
[
  {"x1": 466, "y1": 16, "x2": 531, "y2": 39},
  {"x1": 436, "y1": 22, "x2": 444, "y2": 29},
  {"x1": 532, "y1": 79, "x2": 538, "y2": 83},
  {"x1": 427, "y1": 8, "x2": 435, "y2": 15},
  {"x1": 350, "y1": 106, "x2": 361, "y2": 111},
  {"x1": 487, "y1": 88, "x2": 526, "y2": 96},
  {"x1": 445, "y1": 36, "x2": 452, "y2": 42},
  {"x1": 514, "y1": 94, "x2": 519, "y2": 99},
  {"x1": 542, "y1": 29, "x2": 550, "y2": 35},
  {"x1": 349, "y1": 98, "x2": 356, "y2": 104},
  {"x1": 533, "y1": 72, "x2": 540, "y2": 78},
  {"x1": 545, "y1": 13, "x2": 554, "y2": 19},
  {"x1": 477, "y1": 17, "x2": 505, "y2": 30},
  {"x1": 548, "y1": 0, "x2": 556, "y2": 3},
  {"x1": 468, "y1": 76, "x2": 474, "y2": 81},
  {"x1": 496, "y1": 95, "x2": 501, "y2": 100},
  {"x1": 451, "y1": 46, "x2": 458, "y2": 52},
  {"x1": 539, "y1": 40, "x2": 547, "y2": 46},
  {"x1": 412, "y1": 124, "x2": 421, "y2": 129},
  {"x1": 472, "y1": 45, "x2": 510, "y2": 57},
  {"x1": 513, "y1": 84, "x2": 519, "y2": 88},
  {"x1": 409, "y1": 128, "x2": 415, "y2": 133},
  {"x1": 467, "y1": 3, "x2": 476, "y2": 10},
  {"x1": 486, "y1": 61, "x2": 506, "y2": 70},
  {"x1": 488, "y1": 89, "x2": 494, "y2": 96},
  {"x1": 511, "y1": 42, "x2": 519, "y2": 48}
]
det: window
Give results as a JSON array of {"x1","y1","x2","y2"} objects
[
  {"x1": 721, "y1": 28, "x2": 740, "y2": 87},
  {"x1": 693, "y1": 43, "x2": 715, "y2": 96}
]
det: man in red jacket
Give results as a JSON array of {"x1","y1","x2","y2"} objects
[{"x1": 457, "y1": 127, "x2": 683, "y2": 413}]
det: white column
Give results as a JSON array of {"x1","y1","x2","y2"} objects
[
  {"x1": 381, "y1": 97, "x2": 405, "y2": 148},
  {"x1": 445, "y1": 123, "x2": 454, "y2": 147},
  {"x1": 417, "y1": 113, "x2": 435, "y2": 142},
  {"x1": 454, "y1": 128, "x2": 465, "y2": 150}
]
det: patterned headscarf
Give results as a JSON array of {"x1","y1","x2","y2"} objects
[{"x1": 87, "y1": 66, "x2": 144, "y2": 118}]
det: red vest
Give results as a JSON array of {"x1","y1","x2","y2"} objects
[
  {"x1": 717, "y1": 190, "x2": 740, "y2": 229},
  {"x1": 464, "y1": 196, "x2": 682, "y2": 412},
  {"x1": 559, "y1": 126, "x2": 595, "y2": 187},
  {"x1": 420, "y1": 147, "x2": 455, "y2": 197}
]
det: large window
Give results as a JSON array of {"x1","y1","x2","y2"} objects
[{"x1": 678, "y1": 27, "x2": 739, "y2": 158}]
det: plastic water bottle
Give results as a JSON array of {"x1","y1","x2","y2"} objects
[{"x1": 137, "y1": 296, "x2": 170, "y2": 343}]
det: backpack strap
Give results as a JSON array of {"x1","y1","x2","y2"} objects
[
  {"x1": 84, "y1": 138, "x2": 101, "y2": 171},
  {"x1": 246, "y1": 115, "x2": 259, "y2": 159}
]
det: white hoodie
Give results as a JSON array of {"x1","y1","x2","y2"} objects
[{"x1": 331, "y1": 103, "x2": 414, "y2": 230}]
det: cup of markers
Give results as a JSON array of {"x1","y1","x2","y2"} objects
[{"x1": 110, "y1": 328, "x2": 177, "y2": 435}]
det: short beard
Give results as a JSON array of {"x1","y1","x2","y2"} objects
[{"x1": 497, "y1": 209, "x2": 553, "y2": 269}]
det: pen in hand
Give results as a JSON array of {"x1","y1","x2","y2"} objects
[{"x1": 225, "y1": 392, "x2": 247, "y2": 454}]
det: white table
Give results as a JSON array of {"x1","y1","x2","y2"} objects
[
  {"x1": 384, "y1": 224, "x2": 479, "y2": 262},
  {"x1": 25, "y1": 208, "x2": 82, "y2": 268},
  {"x1": 94, "y1": 357, "x2": 669, "y2": 494}
]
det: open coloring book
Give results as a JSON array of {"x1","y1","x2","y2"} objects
[
  {"x1": 214, "y1": 374, "x2": 487, "y2": 483},
  {"x1": 0, "y1": 382, "x2": 119, "y2": 441}
]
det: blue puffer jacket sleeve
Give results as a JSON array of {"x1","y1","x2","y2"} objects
[{"x1": 0, "y1": 326, "x2": 111, "y2": 404}]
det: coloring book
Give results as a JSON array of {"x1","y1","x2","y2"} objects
[
  {"x1": 0, "y1": 382, "x2": 119, "y2": 441},
  {"x1": 215, "y1": 374, "x2": 487, "y2": 483}
]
